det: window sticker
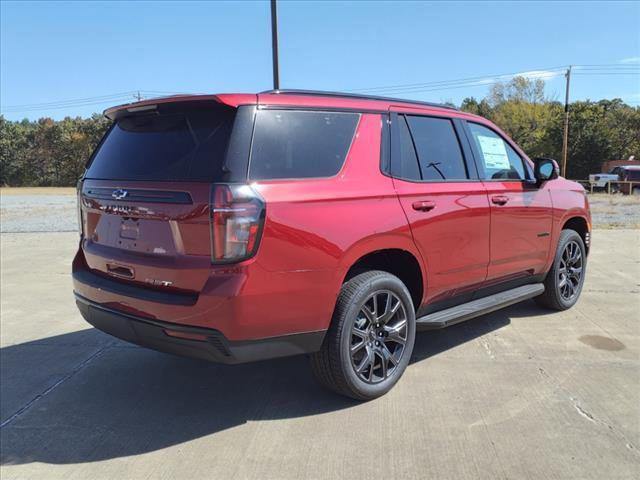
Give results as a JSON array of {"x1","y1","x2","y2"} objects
[{"x1": 477, "y1": 135, "x2": 510, "y2": 169}]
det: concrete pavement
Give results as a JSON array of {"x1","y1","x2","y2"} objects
[{"x1": 1, "y1": 230, "x2": 639, "y2": 479}]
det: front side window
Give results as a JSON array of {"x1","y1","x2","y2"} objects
[
  {"x1": 467, "y1": 122, "x2": 526, "y2": 180},
  {"x1": 249, "y1": 110, "x2": 360, "y2": 180}
]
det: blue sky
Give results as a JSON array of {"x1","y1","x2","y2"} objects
[{"x1": 1, "y1": 0, "x2": 639, "y2": 120}]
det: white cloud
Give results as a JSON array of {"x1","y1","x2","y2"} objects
[
  {"x1": 620, "y1": 57, "x2": 640, "y2": 64},
  {"x1": 467, "y1": 70, "x2": 561, "y2": 87},
  {"x1": 475, "y1": 77, "x2": 497, "y2": 85},
  {"x1": 516, "y1": 70, "x2": 563, "y2": 80}
]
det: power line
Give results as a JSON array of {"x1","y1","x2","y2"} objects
[
  {"x1": 0, "y1": 90, "x2": 201, "y2": 113},
  {"x1": 348, "y1": 74, "x2": 568, "y2": 96},
  {"x1": 345, "y1": 66, "x2": 568, "y2": 93},
  {"x1": 345, "y1": 64, "x2": 639, "y2": 95},
  {"x1": 1, "y1": 65, "x2": 637, "y2": 113},
  {"x1": 1, "y1": 97, "x2": 137, "y2": 113},
  {"x1": 573, "y1": 72, "x2": 640, "y2": 76},
  {"x1": 347, "y1": 73, "x2": 571, "y2": 96},
  {"x1": 0, "y1": 92, "x2": 139, "y2": 109}
]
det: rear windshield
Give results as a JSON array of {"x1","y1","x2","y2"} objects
[
  {"x1": 249, "y1": 110, "x2": 360, "y2": 180},
  {"x1": 86, "y1": 102, "x2": 235, "y2": 181}
]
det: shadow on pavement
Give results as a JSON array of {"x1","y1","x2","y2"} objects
[{"x1": 0, "y1": 300, "x2": 546, "y2": 465}]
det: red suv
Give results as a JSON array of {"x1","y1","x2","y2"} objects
[{"x1": 73, "y1": 90, "x2": 591, "y2": 399}]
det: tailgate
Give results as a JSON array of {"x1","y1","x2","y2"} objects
[
  {"x1": 80, "y1": 180, "x2": 212, "y2": 292},
  {"x1": 78, "y1": 100, "x2": 241, "y2": 293}
]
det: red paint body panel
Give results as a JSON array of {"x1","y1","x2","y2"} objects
[
  {"x1": 392, "y1": 179, "x2": 491, "y2": 304},
  {"x1": 75, "y1": 91, "x2": 591, "y2": 354},
  {"x1": 482, "y1": 181, "x2": 553, "y2": 281}
]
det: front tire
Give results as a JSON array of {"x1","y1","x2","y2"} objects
[
  {"x1": 310, "y1": 271, "x2": 416, "y2": 400},
  {"x1": 535, "y1": 229, "x2": 586, "y2": 310}
]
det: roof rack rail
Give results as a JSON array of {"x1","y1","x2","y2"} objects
[{"x1": 259, "y1": 89, "x2": 459, "y2": 111}]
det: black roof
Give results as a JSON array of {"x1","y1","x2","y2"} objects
[{"x1": 260, "y1": 89, "x2": 459, "y2": 111}]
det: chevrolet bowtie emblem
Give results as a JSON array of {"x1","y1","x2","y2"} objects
[{"x1": 111, "y1": 189, "x2": 128, "y2": 200}]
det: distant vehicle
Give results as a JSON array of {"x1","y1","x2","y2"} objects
[
  {"x1": 588, "y1": 171, "x2": 619, "y2": 190},
  {"x1": 589, "y1": 165, "x2": 640, "y2": 194},
  {"x1": 73, "y1": 90, "x2": 592, "y2": 400},
  {"x1": 615, "y1": 166, "x2": 640, "y2": 195}
]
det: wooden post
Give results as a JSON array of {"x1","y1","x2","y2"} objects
[{"x1": 561, "y1": 66, "x2": 572, "y2": 177}]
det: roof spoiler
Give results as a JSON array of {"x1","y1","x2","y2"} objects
[{"x1": 103, "y1": 94, "x2": 256, "y2": 120}]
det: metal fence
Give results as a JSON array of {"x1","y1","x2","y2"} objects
[{"x1": 570, "y1": 180, "x2": 640, "y2": 195}]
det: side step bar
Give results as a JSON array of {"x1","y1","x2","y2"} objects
[{"x1": 416, "y1": 284, "x2": 544, "y2": 330}]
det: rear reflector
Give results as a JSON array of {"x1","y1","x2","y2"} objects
[
  {"x1": 76, "y1": 178, "x2": 84, "y2": 236},
  {"x1": 210, "y1": 184, "x2": 265, "y2": 264},
  {"x1": 163, "y1": 329, "x2": 209, "y2": 342}
]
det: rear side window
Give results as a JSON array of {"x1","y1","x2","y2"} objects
[
  {"x1": 393, "y1": 115, "x2": 421, "y2": 181},
  {"x1": 249, "y1": 110, "x2": 359, "y2": 180},
  {"x1": 86, "y1": 102, "x2": 235, "y2": 181},
  {"x1": 467, "y1": 122, "x2": 526, "y2": 180},
  {"x1": 405, "y1": 116, "x2": 468, "y2": 181}
]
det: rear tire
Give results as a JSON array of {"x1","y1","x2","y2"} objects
[
  {"x1": 535, "y1": 229, "x2": 586, "y2": 311},
  {"x1": 310, "y1": 271, "x2": 416, "y2": 400}
]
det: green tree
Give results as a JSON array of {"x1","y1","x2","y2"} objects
[{"x1": 461, "y1": 76, "x2": 640, "y2": 179}]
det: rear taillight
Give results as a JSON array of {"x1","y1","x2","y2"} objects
[
  {"x1": 210, "y1": 184, "x2": 265, "y2": 263},
  {"x1": 76, "y1": 178, "x2": 84, "y2": 236}
]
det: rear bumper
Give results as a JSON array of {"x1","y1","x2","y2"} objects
[{"x1": 75, "y1": 294, "x2": 325, "y2": 364}]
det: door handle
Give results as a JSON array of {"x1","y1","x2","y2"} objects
[
  {"x1": 412, "y1": 200, "x2": 436, "y2": 212},
  {"x1": 491, "y1": 195, "x2": 509, "y2": 206}
]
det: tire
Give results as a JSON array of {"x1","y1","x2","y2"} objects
[
  {"x1": 535, "y1": 229, "x2": 587, "y2": 311},
  {"x1": 606, "y1": 182, "x2": 619, "y2": 194},
  {"x1": 310, "y1": 271, "x2": 416, "y2": 400}
]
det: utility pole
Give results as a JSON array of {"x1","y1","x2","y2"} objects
[
  {"x1": 270, "y1": 0, "x2": 280, "y2": 90},
  {"x1": 561, "y1": 65, "x2": 572, "y2": 177}
]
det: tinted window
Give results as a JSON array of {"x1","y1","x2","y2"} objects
[
  {"x1": 405, "y1": 116, "x2": 468, "y2": 181},
  {"x1": 86, "y1": 103, "x2": 235, "y2": 181},
  {"x1": 249, "y1": 110, "x2": 359, "y2": 180},
  {"x1": 392, "y1": 115, "x2": 421, "y2": 180},
  {"x1": 467, "y1": 122, "x2": 526, "y2": 180},
  {"x1": 626, "y1": 169, "x2": 640, "y2": 181}
]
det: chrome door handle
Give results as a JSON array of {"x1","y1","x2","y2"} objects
[
  {"x1": 491, "y1": 195, "x2": 509, "y2": 206},
  {"x1": 412, "y1": 200, "x2": 436, "y2": 212}
]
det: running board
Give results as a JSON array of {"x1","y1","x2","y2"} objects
[{"x1": 416, "y1": 284, "x2": 545, "y2": 330}]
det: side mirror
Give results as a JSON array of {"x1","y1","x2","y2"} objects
[{"x1": 533, "y1": 157, "x2": 559, "y2": 186}]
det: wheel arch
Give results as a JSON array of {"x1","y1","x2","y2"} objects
[
  {"x1": 341, "y1": 246, "x2": 425, "y2": 310},
  {"x1": 561, "y1": 215, "x2": 590, "y2": 255}
]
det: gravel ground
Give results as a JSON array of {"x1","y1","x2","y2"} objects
[
  {"x1": 1, "y1": 190, "x2": 77, "y2": 233},
  {"x1": 588, "y1": 194, "x2": 640, "y2": 229},
  {"x1": 1, "y1": 189, "x2": 638, "y2": 233}
]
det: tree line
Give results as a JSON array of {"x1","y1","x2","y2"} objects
[
  {"x1": 1, "y1": 114, "x2": 110, "y2": 187},
  {"x1": 460, "y1": 77, "x2": 640, "y2": 179},
  {"x1": 1, "y1": 77, "x2": 639, "y2": 186}
]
